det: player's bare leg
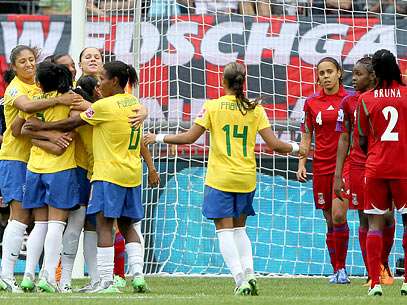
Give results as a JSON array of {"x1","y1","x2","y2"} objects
[
  {"x1": 332, "y1": 198, "x2": 350, "y2": 284},
  {"x1": 366, "y1": 214, "x2": 385, "y2": 296}
]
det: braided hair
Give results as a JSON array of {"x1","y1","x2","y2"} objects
[
  {"x1": 372, "y1": 49, "x2": 404, "y2": 88},
  {"x1": 223, "y1": 62, "x2": 257, "y2": 115}
]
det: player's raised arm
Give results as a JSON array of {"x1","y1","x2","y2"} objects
[{"x1": 144, "y1": 124, "x2": 206, "y2": 145}]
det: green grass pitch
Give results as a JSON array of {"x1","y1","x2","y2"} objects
[{"x1": 0, "y1": 277, "x2": 406, "y2": 305}]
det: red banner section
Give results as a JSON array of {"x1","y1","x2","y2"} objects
[{"x1": 0, "y1": 15, "x2": 406, "y2": 124}]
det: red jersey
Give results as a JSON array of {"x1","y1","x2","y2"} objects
[
  {"x1": 336, "y1": 92, "x2": 366, "y2": 168},
  {"x1": 301, "y1": 86, "x2": 349, "y2": 175},
  {"x1": 358, "y1": 81, "x2": 407, "y2": 179}
]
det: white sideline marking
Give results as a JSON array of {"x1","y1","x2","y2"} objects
[{"x1": 0, "y1": 295, "x2": 200, "y2": 300}]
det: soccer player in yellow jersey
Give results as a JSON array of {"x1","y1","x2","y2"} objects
[
  {"x1": 0, "y1": 45, "x2": 80, "y2": 293},
  {"x1": 25, "y1": 61, "x2": 149, "y2": 293},
  {"x1": 144, "y1": 62, "x2": 304, "y2": 296}
]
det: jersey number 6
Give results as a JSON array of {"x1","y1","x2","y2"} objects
[{"x1": 222, "y1": 124, "x2": 248, "y2": 157}]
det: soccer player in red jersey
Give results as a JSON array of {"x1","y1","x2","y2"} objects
[
  {"x1": 297, "y1": 57, "x2": 350, "y2": 284},
  {"x1": 357, "y1": 49, "x2": 407, "y2": 296},
  {"x1": 334, "y1": 56, "x2": 395, "y2": 286}
]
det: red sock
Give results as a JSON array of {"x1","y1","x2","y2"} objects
[
  {"x1": 326, "y1": 229, "x2": 336, "y2": 272},
  {"x1": 367, "y1": 230, "x2": 383, "y2": 288},
  {"x1": 382, "y1": 224, "x2": 395, "y2": 266},
  {"x1": 359, "y1": 227, "x2": 369, "y2": 274},
  {"x1": 334, "y1": 222, "x2": 349, "y2": 270},
  {"x1": 114, "y1": 232, "x2": 126, "y2": 278},
  {"x1": 403, "y1": 231, "x2": 407, "y2": 283}
]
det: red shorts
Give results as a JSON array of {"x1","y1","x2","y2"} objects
[
  {"x1": 349, "y1": 166, "x2": 365, "y2": 210},
  {"x1": 313, "y1": 174, "x2": 333, "y2": 210},
  {"x1": 364, "y1": 177, "x2": 407, "y2": 214},
  {"x1": 332, "y1": 161, "x2": 351, "y2": 203}
]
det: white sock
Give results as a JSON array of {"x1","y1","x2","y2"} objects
[
  {"x1": 84, "y1": 230, "x2": 99, "y2": 284},
  {"x1": 24, "y1": 221, "x2": 48, "y2": 278},
  {"x1": 125, "y1": 242, "x2": 143, "y2": 276},
  {"x1": 43, "y1": 221, "x2": 65, "y2": 284},
  {"x1": 97, "y1": 246, "x2": 114, "y2": 284},
  {"x1": 60, "y1": 207, "x2": 85, "y2": 287},
  {"x1": 1, "y1": 220, "x2": 27, "y2": 279},
  {"x1": 217, "y1": 229, "x2": 244, "y2": 286},
  {"x1": 133, "y1": 222, "x2": 145, "y2": 255},
  {"x1": 234, "y1": 227, "x2": 254, "y2": 276}
]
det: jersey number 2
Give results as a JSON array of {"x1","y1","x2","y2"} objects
[
  {"x1": 129, "y1": 127, "x2": 141, "y2": 150},
  {"x1": 381, "y1": 106, "x2": 399, "y2": 141},
  {"x1": 222, "y1": 124, "x2": 248, "y2": 157}
]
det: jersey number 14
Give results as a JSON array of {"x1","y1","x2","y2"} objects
[
  {"x1": 222, "y1": 124, "x2": 248, "y2": 157},
  {"x1": 129, "y1": 127, "x2": 141, "y2": 150}
]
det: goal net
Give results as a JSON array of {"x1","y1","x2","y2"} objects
[{"x1": 86, "y1": 0, "x2": 407, "y2": 276}]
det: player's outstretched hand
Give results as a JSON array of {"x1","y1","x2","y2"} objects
[
  {"x1": 144, "y1": 133, "x2": 157, "y2": 145},
  {"x1": 148, "y1": 168, "x2": 160, "y2": 188},
  {"x1": 71, "y1": 99, "x2": 92, "y2": 111},
  {"x1": 129, "y1": 105, "x2": 148, "y2": 128},
  {"x1": 333, "y1": 175, "x2": 345, "y2": 201},
  {"x1": 58, "y1": 91, "x2": 83, "y2": 106},
  {"x1": 296, "y1": 165, "x2": 307, "y2": 182},
  {"x1": 24, "y1": 117, "x2": 44, "y2": 131}
]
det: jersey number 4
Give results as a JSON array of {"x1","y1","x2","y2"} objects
[
  {"x1": 222, "y1": 124, "x2": 248, "y2": 157},
  {"x1": 381, "y1": 106, "x2": 399, "y2": 141},
  {"x1": 129, "y1": 127, "x2": 141, "y2": 150}
]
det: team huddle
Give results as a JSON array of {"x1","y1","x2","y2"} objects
[{"x1": 0, "y1": 43, "x2": 405, "y2": 297}]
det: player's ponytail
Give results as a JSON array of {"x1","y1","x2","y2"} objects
[
  {"x1": 223, "y1": 62, "x2": 258, "y2": 116},
  {"x1": 104, "y1": 61, "x2": 139, "y2": 89},
  {"x1": 74, "y1": 75, "x2": 99, "y2": 102},
  {"x1": 372, "y1": 49, "x2": 404, "y2": 88},
  {"x1": 36, "y1": 62, "x2": 72, "y2": 94}
]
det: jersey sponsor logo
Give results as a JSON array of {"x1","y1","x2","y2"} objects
[
  {"x1": 318, "y1": 193, "x2": 325, "y2": 205},
  {"x1": 337, "y1": 109, "x2": 344, "y2": 122},
  {"x1": 84, "y1": 107, "x2": 95, "y2": 118},
  {"x1": 8, "y1": 87, "x2": 18, "y2": 97},
  {"x1": 327, "y1": 105, "x2": 334, "y2": 110}
]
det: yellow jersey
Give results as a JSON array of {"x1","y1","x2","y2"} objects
[
  {"x1": 22, "y1": 91, "x2": 77, "y2": 174},
  {"x1": 0, "y1": 77, "x2": 41, "y2": 162},
  {"x1": 195, "y1": 95, "x2": 270, "y2": 193},
  {"x1": 75, "y1": 134, "x2": 89, "y2": 170},
  {"x1": 76, "y1": 125, "x2": 94, "y2": 179},
  {"x1": 80, "y1": 93, "x2": 142, "y2": 187}
]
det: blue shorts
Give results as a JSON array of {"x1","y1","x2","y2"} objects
[
  {"x1": 23, "y1": 169, "x2": 80, "y2": 210},
  {"x1": 202, "y1": 185, "x2": 256, "y2": 219},
  {"x1": 0, "y1": 160, "x2": 27, "y2": 204},
  {"x1": 87, "y1": 181, "x2": 143, "y2": 221},
  {"x1": 76, "y1": 167, "x2": 91, "y2": 205}
]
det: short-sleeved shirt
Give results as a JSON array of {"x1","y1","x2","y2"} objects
[
  {"x1": 80, "y1": 93, "x2": 142, "y2": 187},
  {"x1": 195, "y1": 95, "x2": 270, "y2": 193},
  {"x1": 300, "y1": 86, "x2": 348, "y2": 175},
  {"x1": 20, "y1": 91, "x2": 76, "y2": 174},
  {"x1": 0, "y1": 77, "x2": 41, "y2": 162},
  {"x1": 358, "y1": 82, "x2": 407, "y2": 179},
  {"x1": 336, "y1": 92, "x2": 366, "y2": 168}
]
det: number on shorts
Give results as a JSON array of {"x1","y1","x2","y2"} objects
[{"x1": 381, "y1": 106, "x2": 399, "y2": 141}]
